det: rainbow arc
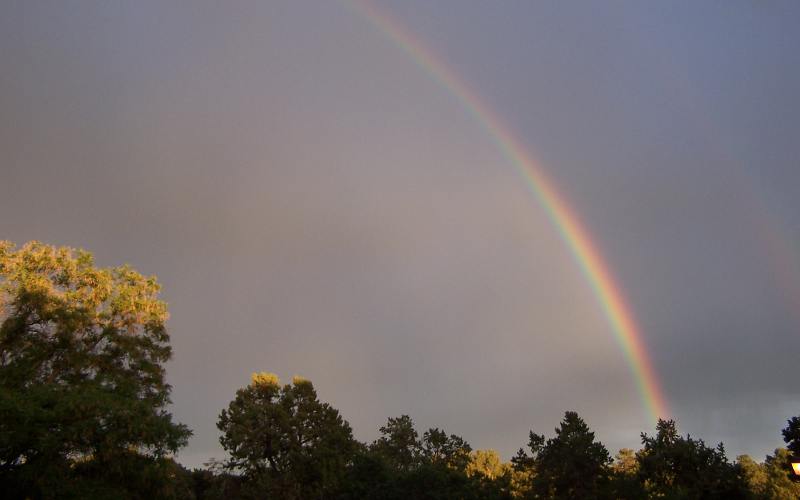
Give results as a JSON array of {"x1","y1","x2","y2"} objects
[{"x1": 348, "y1": 0, "x2": 669, "y2": 423}]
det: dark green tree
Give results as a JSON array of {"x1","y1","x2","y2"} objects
[
  {"x1": 421, "y1": 427, "x2": 472, "y2": 470},
  {"x1": 0, "y1": 241, "x2": 190, "y2": 498},
  {"x1": 518, "y1": 411, "x2": 611, "y2": 499},
  {"x1": 370, "y1": 415, "x2": 422, "y2": 472},
  {"x1": 189, "y1": 464, "x2": 242, "y2": 500},
  {"x1": 637, "y1": 419, "x2": 748, "y2": 499},
  {"x1": 781, "y1": 416, "x2": 800, "y2": 456},
  {"x1": 217, "y1": 373, "x2": 357, "y2": 499},
  {"x1": 399, "y1": 427, "x2": 480, "y2": 499},
  {"x1": 340, "y1": 447, "x2": 397, "y2": 500},
  {"x1": 345, "y1": 416, "x2": 489, "y2": 500}
]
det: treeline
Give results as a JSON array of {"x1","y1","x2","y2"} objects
[
  {"x1": 190, "y1": 375, "x2": 800, "y2": 499},
  {"x1": 1, "y1": 241, "x2": 799, "y2": 499}
]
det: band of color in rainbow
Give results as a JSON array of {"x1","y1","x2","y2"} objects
[{"x1": 347, "y1": 0, "x2": 669, "y2": 424}]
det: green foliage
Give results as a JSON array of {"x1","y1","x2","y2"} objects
[
  {"x1": 370, "y1": 415, "x2": 422, "y2": 472},
  {"x1": 70, "y1": 453, "x2": 195, "y2": 499},
  {"x1": 217, "y1": 373, "x2": 358, "y2": 499},
  {"x1": 467, "y1": 449, "x2": 507, "y2": 480},
  {"x1": 466, "y1": 449, "x2": 527, "y2": 499},
  {"x1": 189, "y1": 466, "x2": 243, "y2": 500},
  {"x1": 612, "y1": 447, "x2": 638, "y2": 476},
  {"x1": 517, "y1": 411, "x2": 611, "y2": 499},
  {"x1": 738, "y1": 454, "x2": 770, "y2": 498},
  {"x1": 341, "y1": 415, "x2": 514, "y2": 499},
  {"x1": 738, "y1": 450, "x2": 800, "y2": 499},
  {"x1": 781, "y1": 416, "x2": 800, "y2": 456},
  {"x1": 636, "y1": 419, "x2": 748, "y2": 499},
  {"x1": 760, "y1": 449, "x2": 800, "y2": 499},
  {"x1": 0, "y1": 241, "x2": 190, "y2": 498},
  {"x1": 766, "y1": 448, "x2": 800, "y2": 498},
  {"x1": 340, "y1": 448, "x2": 398, "y2": 499},
  {"x1": 421, "y1": 427, "x2": 472, "y2": 470}
]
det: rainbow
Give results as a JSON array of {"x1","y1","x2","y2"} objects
[{"x1": 346, "y1": 0, "x2": 669, "y2": 423}]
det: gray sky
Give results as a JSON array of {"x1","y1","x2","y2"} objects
[{"x1": 2, "y1": 1, "x2": 800, "y2": 467}]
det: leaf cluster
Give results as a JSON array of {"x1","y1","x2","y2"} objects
[
  {"x1": 0, "y1": 241, "x2": 190, "y2": 498},
  {"x1": 217, "y1": 374, "x2": 357, "y2": 499}
]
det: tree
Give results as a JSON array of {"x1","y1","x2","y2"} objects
[
  {"x1": 467, "y1": 449, "x2": 508, "y2": 480},
  {"x1": 370, "y1": 415, "x2": 422, "y2": 472},
  {"x1": 781, "y1": 416, "x2": 800, "y2": 456},
  {"x1": 421, "y1": 427, "x2": 472, "y2": 470},
  {"x1": 518, "y1": 411, "x2": 611, "y2": 499},
  {"x1": 762, "y1": 449, "x2": 800, "y2": 498},
  {"x1": 737, "y1": 454, "x2": 769, "y2": 498},
  {"x1": 738, "y1": 450, "x2": 800, "y2": 500},
  {"x1": 351, "y1": 416, "x2": 487, "y2": 500},
  {"x1": 509, "y1": 446, "x2": 536, "y2": 497},
  {"x1": 466, "y1": 449, "x2": 522, "y2": 500},
  {"x1": 217, "y1": 373, "x2": 358, "y2": 499},
  {"x1": 607, "y1": 448, "x2": 646, "y2": 499},
  {"x1": 636, "y1": 419, "x2": 747, "y2": 499},
  {"x1": 612, "y1": 448, "x2": 638, "y2": 476},
  {"x1": 0, "y1": 241, "x2": 190, "y2": 498}
]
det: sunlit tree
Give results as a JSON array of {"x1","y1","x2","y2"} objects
[
  {"x1": 607, "y1": 448, "x2": 645, "y2": 499},
  {"x1": 0, "y1": 241, "x2": 190, "y2": 498},
  {"x1": 466, "y1": 449, "x2": 527, "y2": 499},
  {"x1": 739, "y1": 450, "x2": 800, "y2": 499},
  {"x1": 467, "y1": 449, "x2": 508, "y2": 480}
]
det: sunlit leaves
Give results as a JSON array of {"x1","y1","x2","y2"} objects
[{"x1": 0, "y1": 241, "x2": 189, "y2": 497}]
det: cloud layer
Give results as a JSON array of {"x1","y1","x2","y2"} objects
[{"x1": 2, "y1": 1, "x2": 799, "y2": 466}]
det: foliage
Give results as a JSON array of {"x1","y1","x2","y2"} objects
[
  {"x1": 339, "y1": 447, "x2": 397, "y2": 499},
  {"x1": 466, "y1": 449, "x2": 527, "y2": 499},
  {"x1": 781, "y1": 416, "x2": 800, "y2": 456},
  {"x1": 738, "y1": 449, "x2": 800, "y2": 499},
  {"x1": 0, "y1": 241, "x2": 189, "y2": 498},
  {"x1": 606, "y1": 448, "x2": 646, "y2": 498},
  {"x1": 636, "y1": 419, "x2": 748, "y2": 499},
  {"x1": 612, "y1": 447, "x2": 638, "y2": 476},
  {"x1": 516, "y1": 411, "x2": 611, "y2": 499},
  {"x1": 343, "y1": 416, "x2": 513, "y2": 499},
  {"x1": 217, "y1": 372, "x2": 358, "y2": 499},
  {"x1": 763, "y1": 448, "x2": 800, "y2": 498},
  {"x1": 189, "y1": 466, "x2": 243, "y2": 500},
  {"x1": 370, "y1": 414, "x2": 422, "y2": 472},
  {"x1": 738, "y1": 454, "x2": 771, "y2": 498},
  {"x1": 421, "y1": 427, "x2": 472, "y2": 470},
  {"x1": 467, "y1": 449, "x2": 508, "y2": 480}
]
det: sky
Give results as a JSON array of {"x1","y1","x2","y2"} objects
[{"x1": 1, "y1": 0, "x2": 800, "y2": 468}]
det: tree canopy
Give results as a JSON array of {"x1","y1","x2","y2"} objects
[
  {"x1": 636, "y1": 419, "x2": 746, "y2": 499},
  {"x1": 782, "y1": 416, "x2": 800, "y2": 456},
  {"x1": 217, "y1": 372, "x2": 358, "y2": 499},
  {"x1": 0, "y1": 241, "x2": 190, "y2": 498},
  {"x1": 517, "y1": 411, "x2": 612, "y2": 499}
]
